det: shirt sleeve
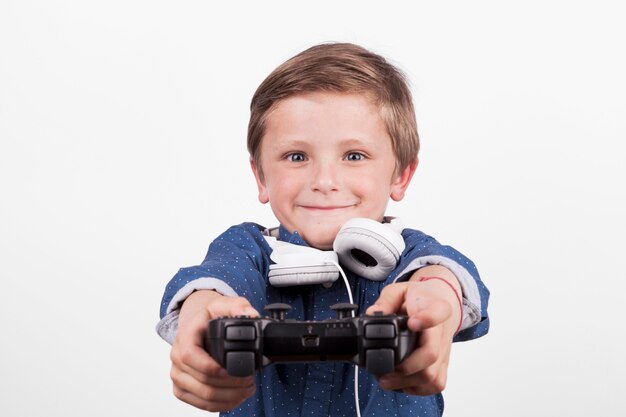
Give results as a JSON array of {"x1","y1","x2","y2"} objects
[
  {"x1": 389, "y1": 229, "x2": 490, "y2": 342},
  {"x1": 156, "y1": 223, "x2": 272, "y2": 344}
]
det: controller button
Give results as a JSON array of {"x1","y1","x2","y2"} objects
[
  {"x1": 365, "y1": 349, "x2": 395, "y2": 375},
  {"x1": 226, "y1": 352, "x2": 255, "y2": 377},
  {"x1": 365, "y1": 324, "x2": 395, "y2": 339},
  {"x1": 225, "y1": 325, "x2": 256, "y2": 341}
]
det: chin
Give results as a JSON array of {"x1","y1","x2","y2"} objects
[
  {"x1": 301, "y1": 234, "x2": 333, "y2": 250},
  {"x1": 301, "y1": 227, "x2": 340, "y2": 250}
]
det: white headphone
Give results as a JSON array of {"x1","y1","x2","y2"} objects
[{"x1": 265, "y1": 217, "x2": 405, "y2": 287}]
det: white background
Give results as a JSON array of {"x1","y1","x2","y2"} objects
[{"x1": 1, "y1": 1, "x2": 624, "y2": 416}]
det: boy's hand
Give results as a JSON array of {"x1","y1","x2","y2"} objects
[
  {"x1": 169, "y1": 290, "x2": 260, "y2": 412},
  {"x1": 366, "y1": 266, "x2": 462, "y2": 396}
]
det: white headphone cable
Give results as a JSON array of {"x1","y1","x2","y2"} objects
[{"x1": 325, "y1": 260, "x2": 361, "y2": 417}]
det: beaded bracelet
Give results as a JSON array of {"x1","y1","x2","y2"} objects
[{"x1": 418, "y1": 276, "x2": 463, "y2": 334}]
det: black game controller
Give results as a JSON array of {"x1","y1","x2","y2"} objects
[{"x1": 204, "y1": 302, "x2": 419, "y2": 377}]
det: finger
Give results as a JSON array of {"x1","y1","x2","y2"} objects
[
  {"x1": 206, "y1": 296, "x2": 260, "y2": 319},
  {"x1": 172, "y1": 338, "x2": 226, "y2": 378},
  {"x1": 379, "y1": 360, "x2": 448, "y2": 395},
  {"x1": 174, "y1": 296, "x2": 259, "y2": 375},
  {"x1": 173, "y1": 381, "x2": 255, "y2": 412},
  {"x1": 394, "y1": 329, "x2": 442, "y2": 375},
  {"x1": 172, "y1": 367, "x2": 255, "y2": 403},
  {"x1": 379, "y1": 329, "x2": 451, "y2": 395},
  {"x1": 366, "y1": 283, "x2": 409, "y2": 315},
  {"x1": 175, "y1": 359, "x2": 255, "y2": 388},
  {"x1": 379, "y1": 367, "x2": 448, "y2": 397},
  {"x1": 174, "y1": 350, "x2": 255, "y2": 389}
]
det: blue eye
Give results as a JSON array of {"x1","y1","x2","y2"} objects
[
  {"x1": 287, "y1": 153, "x2": 306, "y2": 162},
  {"x1": 345, "y1": 152, "x2": 364, "y2": 161}
]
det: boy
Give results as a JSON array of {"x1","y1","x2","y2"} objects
[{"x1": 157, "y1": 43, "x2": 489, "y2": 416}]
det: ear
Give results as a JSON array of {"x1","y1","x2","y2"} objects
[
  {"x1": 390, "y1": 158, "x2": 418, "y2": 202},
  {"x1": 250, "y1": 157, "x2": 269, "y2": 204}
]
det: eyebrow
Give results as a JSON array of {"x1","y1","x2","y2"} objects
[
  {"x1": 337, "y1": 137, "x2": 376, "y2": 147},
  {"x1": 266, "y1": 138, "x2": 310, "y2": 151},
  {"x1": 272, "y1": 137, "x2": 375, "y2": 148}
]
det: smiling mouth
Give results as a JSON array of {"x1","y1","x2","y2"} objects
[{"x1": 299, "y1": 205, "x2": 356, "y2": 211}]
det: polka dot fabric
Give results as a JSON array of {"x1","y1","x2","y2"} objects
[{"x1": 158, "y1": 223, "x2": 489, "y2": 416}]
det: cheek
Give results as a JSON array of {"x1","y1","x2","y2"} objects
[
  {"x1": 266, "y1": 172, "x2": 303, "y2": 199},
  {"x1": 349, "y1": 174, "x2": 391, "y2": 196}
]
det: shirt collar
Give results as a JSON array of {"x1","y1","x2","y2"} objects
[{"x1": 278, "y1": 225, "x2": 308, "y2": 246}]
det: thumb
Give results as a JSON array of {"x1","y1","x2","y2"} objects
[
  {"x1": 206, "y1": 295, "x2": 260, "y2": 319},
  {"x1": 366, "y1": 283, "x2": 409, "y2": 316},
  {"x1": 404, "y1": 287, "x2": 452, "y2": 331}
]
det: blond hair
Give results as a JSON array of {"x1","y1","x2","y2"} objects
[{"x1": 248, "y1": 43, "x2": 419, "y2": 176}]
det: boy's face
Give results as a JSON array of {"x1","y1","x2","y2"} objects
[{"x1": 251, "y1": 92, "x2": 416, "y2": 250}]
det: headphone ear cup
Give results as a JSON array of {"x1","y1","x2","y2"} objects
[
  {"x1": 333, "y1": 218, "x2": 405, "y2": 281},
  {"x1": 268, "y1": 244, "x2": 339, "y2": 287},
  {"x1": 268, "y1": 265, "x2": 339, "y2": 287}
]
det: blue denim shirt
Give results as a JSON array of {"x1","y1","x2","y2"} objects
[{"x1": 157, "y1": 223, "x2": 490, "y2": 417}]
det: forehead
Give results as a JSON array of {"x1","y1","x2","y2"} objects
[
  {"x1": 263, "y1": 92, "x2": 387, "y2": 144},
  {"x1": 270, "y1": 90, "x2": 378, "y2": 115}
]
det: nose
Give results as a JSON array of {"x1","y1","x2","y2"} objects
[{"x1": 310, "y1": 159, "x2": 340, "y2": 193}]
